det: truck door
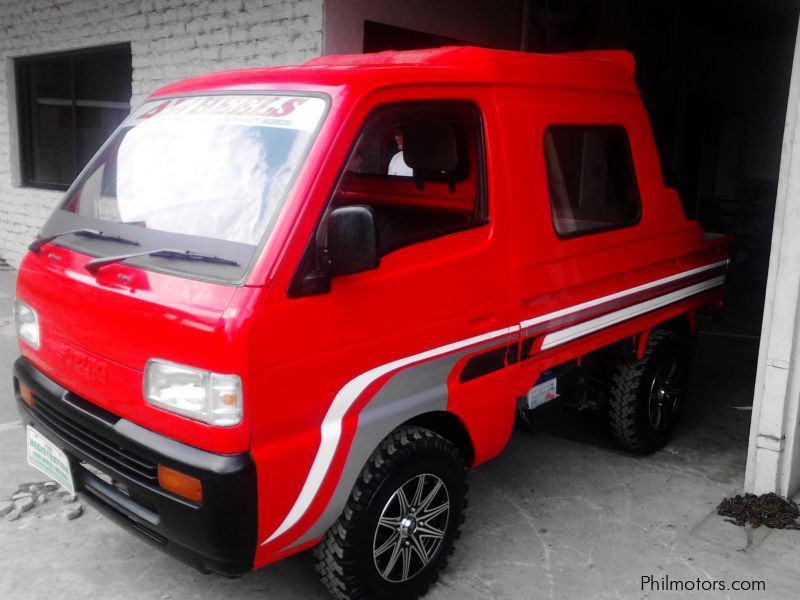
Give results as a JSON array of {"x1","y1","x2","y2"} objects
[{"x1": 251, "y1": 90, "x2": 516, "y2": 553}]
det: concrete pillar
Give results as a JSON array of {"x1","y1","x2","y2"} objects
[{"x1": 745, "y1": 15, "x2": 800, "y2": 497}]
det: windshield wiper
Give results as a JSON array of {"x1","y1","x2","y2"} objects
[
  {"x1": 29, "y1": 228, "x2": 140, "y2": 254},
  {"x1": 85, "y1": 248, "x2": 240, "y2": 274}
]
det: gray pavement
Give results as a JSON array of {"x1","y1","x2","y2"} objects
[
  {"x1": 1, "y1": 268, "x2": 799, "y2": 599},
  {"x1": 0, "y1": 268, "x2": 18, "y2": 425}
]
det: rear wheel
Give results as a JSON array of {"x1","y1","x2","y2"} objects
[
  {"x1": 313, "y1": 426, "x2": 467, "y2": 600},
  {"x1": 608, "y1": 330, "x2": 690, "y2": 453}
]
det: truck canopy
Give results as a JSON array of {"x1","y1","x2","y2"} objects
[{"x1": 151, "y1": 46, "x2": 640, "y2": 99}]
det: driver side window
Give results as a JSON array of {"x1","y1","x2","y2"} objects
[
  {"x1": 336, "y1": 101, "x2": 486, "y2": 257},
  {"x1": 290, "y1": 101, "x2": 487, "y2": 298}
]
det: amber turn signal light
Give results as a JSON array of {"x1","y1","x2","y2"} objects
[
  {"x1": 157, "y1": 465, "x2": 203, "y2": 503},
  {"x1": 18, "y1": 381, "x2": 36, "y2": 408}
]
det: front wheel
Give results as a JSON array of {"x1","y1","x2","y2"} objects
[
  {"x1": 313, "y1": 426, "x2": 467, "y2": 600},
  {"x1": 608, "y1": 330, "x2": 691, "y2": 453}
]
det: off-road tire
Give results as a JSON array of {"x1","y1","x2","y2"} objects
[
  {"x1": 609, "y1": 330, "x2": 691, "y2": 453},
  {"x1": 313, "y1": 426, "x2": 467, "y2": 600}
]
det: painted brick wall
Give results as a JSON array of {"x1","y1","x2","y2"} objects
[{"x1": 0, "y1": 0, "x2": 323, "y2": 266}]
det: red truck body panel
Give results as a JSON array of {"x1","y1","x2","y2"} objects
[{"x1": 14, "y1": 47, "x2": 729, "y2": 571}]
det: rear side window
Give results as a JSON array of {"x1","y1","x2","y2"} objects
[
  {"x1": 334, "y1": 101, "x2": 486, "y2": 257},
  {"x1": 544, "y1": 125, "x2": 641, "y2": 238}
]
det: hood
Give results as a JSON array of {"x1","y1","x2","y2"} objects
[{"x1": 16, "y1": 245, "x2": 256, "y2": 452}]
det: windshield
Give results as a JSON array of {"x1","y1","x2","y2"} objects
[{"x1": 40, "y1": 93, "x2": 327, "y2": 281}]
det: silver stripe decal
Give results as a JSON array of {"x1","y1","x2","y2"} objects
[
  {"x1": 263, "y1": 324, "x2": 519, "y2": 544},
  {"x1": 540, "y1": 275, "x2": 725, "y2": 349},
  {"x1": 262, "y1": 260, "x2": 726, "y2": 545},
  {"x1": 520, "y1": 260, "x2": 728, "y2": 331}
]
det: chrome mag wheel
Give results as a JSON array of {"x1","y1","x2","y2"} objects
[
  {"x1": 647, "y1": 356, "x2": 683, "y2": 432},
  {"x1": 372, "y1": 473, "x2": 450, "y2": 583}
]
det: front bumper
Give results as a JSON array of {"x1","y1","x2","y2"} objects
[{"x1": 14, "y1": 356, "x2": 257, "y2": 576}]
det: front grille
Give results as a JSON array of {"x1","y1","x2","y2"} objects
[{"x1": 32, "y1": 399, "x2": 158, "y2": 485}]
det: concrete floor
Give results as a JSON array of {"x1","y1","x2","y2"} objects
[
  {"x1": 0, "y1": 268, "x2": 19, "y2": 424},
  {"x1": 1, "y1": 268, "x2": 799, "y2": 599}
]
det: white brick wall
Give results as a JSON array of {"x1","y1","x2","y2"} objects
[{"x1": 0, "y1": 0, "x2": 323, "y2": 266}]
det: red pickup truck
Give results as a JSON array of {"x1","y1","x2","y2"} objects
[{"x1": 13, "y1": 46, "x2": 728, "y2": 599}]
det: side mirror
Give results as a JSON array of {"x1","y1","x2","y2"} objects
[{"x1": 328, "y1": 206, "x2": 379, "y2": 276}]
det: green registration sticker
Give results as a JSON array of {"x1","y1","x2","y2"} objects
[{"x1": 26, "y1": 425, "x2": 75, "y2": 496}]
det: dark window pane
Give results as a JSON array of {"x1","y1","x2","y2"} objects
[
  {"x1": 17, "y1": 44, "x2": 131, "y2": 190},
  {"x1": 544, "y1": 125, "x2": 641, "y2": 237},
  {"x1": 74, "y1": 49, "x2": 132, "y2": 102},
  {"x1": 27, "y1": 59, "x2": 71, "y2": 100},
  {"x1": 76, "y1": 106, "x2": 128, "y2": 168},
  {"x1": 31, "y1": 104, "x2": 74, "y2": 185}
]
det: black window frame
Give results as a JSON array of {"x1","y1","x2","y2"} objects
[
  {"x1": 15, "y1": 43, "x2": 132, "y2": 192},
  {"x1": 543, "y1": 124, "x2": 642, "y2": 240}
]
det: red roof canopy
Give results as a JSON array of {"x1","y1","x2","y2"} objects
[{"x1": 152, "y1": 46, "x2": 639, "y2": 99}]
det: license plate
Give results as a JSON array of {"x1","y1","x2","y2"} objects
[
  {"x1": 526, "y1": 371, "x2": 558, "y2": 410},
  {"x1": 26, "y1": 425, "x2": 75, "y2": 496}
]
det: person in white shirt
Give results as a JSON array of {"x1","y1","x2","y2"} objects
[{"x1": 388, "y1": 128, "x2": 413, "y2": 176}]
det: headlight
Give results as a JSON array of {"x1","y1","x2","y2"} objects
[
  {"x1": 144, "y1": 359, "x2": 243, "y2": 426},
  {"x1": 13, "y1": 298, "x2": 40, "y2": 349}
]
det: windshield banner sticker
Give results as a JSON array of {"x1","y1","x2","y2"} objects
[{"x1": 128, "y1": 95, "x2": 326, "y2": 131}]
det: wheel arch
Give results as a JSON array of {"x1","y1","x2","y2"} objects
[
  {"x1": 655, "y1": 312, "x2": 696, "y2": 337},
  {"x1": 637, "y1": 311, "x2": 696, "y2": 359},
  {"x1": 611, "y1": 326, "x2": 691, "y2": 453},
  {"x1": 402, "y1": 410, "x2": 476, "y2": 466}
]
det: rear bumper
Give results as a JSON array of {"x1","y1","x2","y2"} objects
[{"x1": 14, "y1": 356, "x2": 257, "y2": 576}]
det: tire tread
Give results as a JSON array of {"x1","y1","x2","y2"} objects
[
  {"x1": 609, "y1": 330, "x2": 681, "y2": 453},
  {"x1": 313, "y1": 426, "x2": 467, "y2": 600}
]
